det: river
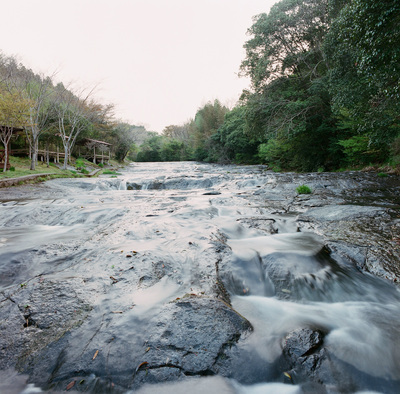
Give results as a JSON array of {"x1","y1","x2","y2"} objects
[{"x1": 0, "y1": 162, "x2": 399, "y2": 393}]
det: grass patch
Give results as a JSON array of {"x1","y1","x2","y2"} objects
[
  {"x1": 0, "y1": 156, "x2": 83, "y2": 181},
  {"x1": 296, "y1": 184, "x2": 312, "y2": 194},
  {"x1": 102, "y1": 169, "x2": 122, "y2": 175}
]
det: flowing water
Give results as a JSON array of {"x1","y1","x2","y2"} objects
[{"x1": 0, "y1": 162, "x2": 399, "y2": 393}]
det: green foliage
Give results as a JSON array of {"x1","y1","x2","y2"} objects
[
  {"x1": 296, "y1": 185, "x2": 312, "y2": 194},
  {"x1": 75, "y1": 158, "x2": 85, "y2": 168},
  {"x1": 102, "y1": 169, "x2": 121, "y2": 175},
  {"x1": 192, "y1": 100, "x2": 229, "y2": 158},
  {"x1": 160, "y1": 139, "x2": 185, "y2": 161},
  {"x1": 111, "y1": 123, "x2": 145, "y2": 162},
  {"x1": 98, "y1": 163, "x2": 104, "y2": 168},
  {"x1": 240, "y1": 0, "x2": 330, "y2": 92},
  {"x1": 324, "y1": 0, "x2": 400, "y2": 156},
  {"x1": 9, "y1": 166, "x2": 15, "y2": 171},
  {"x1": 338, "y1": 134, "x2": 385, "y2": 165},
  {"x1": 2, "y1": 4, "x2": 399, "y2": 171},
  {"x1": 258, "y1": 139, "x2": 289, "y2": 167},
  {"x1": 213, "y1": 106, "x2": 259, "y2": 164},
  {"x1": 136, "y1": 135, "x2": 163, "y2": 162}
]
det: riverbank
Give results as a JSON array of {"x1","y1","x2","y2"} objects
[{"x1": 0, "y1": 156, "x2": 123, "y2": 188}]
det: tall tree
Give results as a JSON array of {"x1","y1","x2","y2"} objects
[
  {"x1": 324, "y1": 0, "x2": 400, "y2": 162},
  {"x1": 20, "y1": 71, "x2": 55, "y2": 170},
  {"x1": 192, "y1": 100, "x2": 228, "y2": 160},
  {"x1": 239, "y1": 0, "x2": 339, "y2": 170},
  {"x1": 0, "y1": 88, "x2": 33, "y2": 172},
  {"x1": 241, "y1": 0, "x2": 330, "y2": 92},
  {"x1": 52, "y1": 84, "x2": 94, "y2": 169},
  {"x1": 110, "y1": 123, "x2": 149, "y2": 162}
]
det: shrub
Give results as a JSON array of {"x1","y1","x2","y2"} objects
[
  {"x1": 296, "y1": 185, "x2": 312, "y2": 194},
  {"x1": 76, "y1": 158, "x2": 85, "y2": 167},
  {"x1": 9, "y1": 166, "x2": 15, "y2": 171},
  {"x1": 98, "y1": 163, "x2": 104, "y2": 168}
]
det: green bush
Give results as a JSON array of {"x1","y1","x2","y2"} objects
[
  {"x1": 75, "y1": 158, "x2": 85, "y2": 167},
  {"x1": 9, "y1": 166, "x2": 15, "y2": 171},
  {"x1": 98, "y1": 163, "x2": 104, "y2": 168},
  {"x1": 296, "y1": 185, "x2": 312, "y2": 194}
]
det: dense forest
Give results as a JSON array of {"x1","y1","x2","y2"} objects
[
  {"x1": 1, "y1": 0, "x2": 399, "y2": 172},
  {"x1": 136, "y1": 0, "x2": 400, "y2": 171}
]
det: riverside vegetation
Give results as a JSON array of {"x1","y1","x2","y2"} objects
[{"x1": 1, "y1": 0, "x2": 399, "y2": 173}]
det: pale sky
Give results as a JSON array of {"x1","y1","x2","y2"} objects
[{"x1": 1, "y1": 0, "x2": 277, "y2": 133}]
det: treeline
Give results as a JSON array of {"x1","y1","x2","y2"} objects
[
  {"x1": 136, "y1": 0, "x2": 400, "y2": 171},
  {"x1": 0, "y1": 54, "x2": 152, "y2": 172}
]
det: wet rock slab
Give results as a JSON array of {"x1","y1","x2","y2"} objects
[
  {"x1": 133, "y1": 296, "x2": 252, "y2": 386},
  {"x1": 280, "y1": 327, "x2": 400, "y2": 394},
  {"x1": 18, "y1": 295, "x2": 251, "y2": 392}
]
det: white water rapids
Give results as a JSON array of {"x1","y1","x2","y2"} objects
[{"x1": 0, "y1": 162, "x2": 399, "y2": 393}]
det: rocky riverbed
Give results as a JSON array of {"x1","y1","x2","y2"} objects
[{"x1": 0, "y1": 162, "x2": 399, "y2": 393}]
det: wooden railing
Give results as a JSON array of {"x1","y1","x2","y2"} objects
[{"x1": 1, "y1": 147, "x2": 110, "y2": 167}]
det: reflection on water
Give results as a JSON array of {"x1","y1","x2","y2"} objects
[{"x1": 0, "y1": 161, "x2": 399, "y2": 393}]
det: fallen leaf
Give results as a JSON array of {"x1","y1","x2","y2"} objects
[
  {"x1": 111, "y1": 311, "x2": 123, "y2": 314},
  {"x1": 66, "y1": 380, "x2": 76, "y2": 390},
  {"x1": 283, "y1": 372, "x2": 292, "y2": 379},
  {"x1": 92, "y1": 350, "x2": 99, "y2": 360},
  {"x1": 110, "y1": 276, "x2": 118, "y2": 284},
  {"x1": 136, "y1": 361, "x2": 148, "y2": 373},
  {"x1": 145, "y1": 347, "x2": 151, "y2": 353}
]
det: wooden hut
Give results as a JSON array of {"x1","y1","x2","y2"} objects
[{"x1": 74, "y1": 138, "x2": 112, "y2": 164}]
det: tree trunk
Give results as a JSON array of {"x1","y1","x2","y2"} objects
[
  {"x1": 63, "y1": 144, "x2": 69, "y2": 170},
  {"x1": 46, "y1": 141, "x2": 50, "y2": 167},
  {"x1": 30, "y1": 137, "x2": 39, "y2": 170},
  {"x1": 3, "y1": 146, "x2": 8, "y2": 173}
]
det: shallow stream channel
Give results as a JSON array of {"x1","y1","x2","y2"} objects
[{"x1": 1, "y1": 162, "x2": 400, "y2": 393}]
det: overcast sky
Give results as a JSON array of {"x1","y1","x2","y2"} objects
[{"x1": 1, "y1": 0, "x2": 277, "y2": 133}]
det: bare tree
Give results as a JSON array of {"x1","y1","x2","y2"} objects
[
  {"x1": 53, "y1": 84, "x2": 114, "y2": 169},
  {"x1": 20, "y1": 70, "x2": 55, "y2": 170},
  {"x1": 52, "y1": 84, "x2": 91, "y2": 169}
]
